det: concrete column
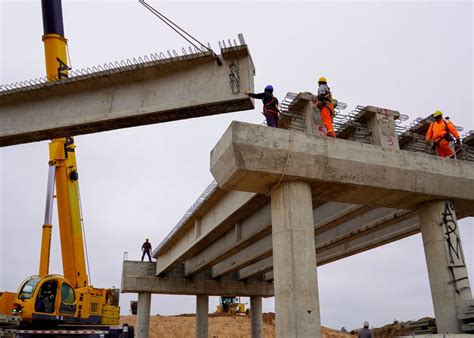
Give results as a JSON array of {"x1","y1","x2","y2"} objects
[
  {"x1": 271, "y1": 181, "x2": 321, "y2": 338},
  {"x1": 419, "y1": 200, "x2": 472, "y2": 333},
  {"x1": 250, "y1": 296, "x2": 263, "y2": 338},
  {"x1": 303, "y1": 100, "x2": 325, "y2": 137},
  {"x1": 136, "y1": 292, "x2": 151, "y2": 338},
  {"x1": 367, "y1": 108, "x2": 400, "y2": 149},
  {"x1": 196, "y1": 295, "x2": 209, "y2": 338}
]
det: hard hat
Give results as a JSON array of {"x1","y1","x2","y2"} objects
[
  {"x1": 364, "y1": 321, "x2": 369, "y2": 328},
  {"x1": 264, "y1": 85, "x2": 274, "y2": 92},
  {"x1": 433, "y1": 110, "x2": 443, "y2": 117},
  {"x1": 318, "y1": 76, "x2": 327, "y2": 83}
]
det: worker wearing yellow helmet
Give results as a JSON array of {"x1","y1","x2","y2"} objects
[
  {"x1": 317, "y1": 76, "x2": 336, "y2": 137},
  {"x1": 425, "y1": 110, "x2": 461, "y2": 158}
]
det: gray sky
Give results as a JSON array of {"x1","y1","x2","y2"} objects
[{"x1": 1, "y1": 0, "x2": 473, "y2": 331}]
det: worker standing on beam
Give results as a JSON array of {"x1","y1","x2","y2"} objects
[
  {"x1": 316, "y1": 77, "x2": 336, "y2": 137},
  {"x1": 245, "y1": 85, "x2": 280, "y2": 128},
  {"x1": 425, "y1": 110, "x2": 461, "y2": 158},
  {"x1": 141, "y1": 238, "x2": 153, "y2": 262}
]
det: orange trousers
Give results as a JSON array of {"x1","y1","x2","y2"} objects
[
  {"x1": 320, "y1": 105, "x2": 336, "y2": 137},
  {"x1": 435, "y1": 139, "x2": 455, "y2": 158}
]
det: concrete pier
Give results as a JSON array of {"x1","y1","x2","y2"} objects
[
  {"x1": 136, "y1": 292, "x2": 151, "y2": 338},
  {"x1": 250, "y1": 296, "x2": 263, "y2": 338},
  {"x1": 196, "y1": 295, "x2": 209, "y2": 338},
  {"x1": 419, "y1": 200, "x2": 472, "y2": 333},
  {"x1": 271, "y1": 181, "x2": 320, "y2": 338}
]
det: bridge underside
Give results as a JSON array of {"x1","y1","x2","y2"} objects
[{"x1": 122, "y1": 118, "x2": 473, "y2": 295}]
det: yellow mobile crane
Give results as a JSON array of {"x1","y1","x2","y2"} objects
[{"x1": 0, "y1": 1, "x2": 131, "y2": 335}]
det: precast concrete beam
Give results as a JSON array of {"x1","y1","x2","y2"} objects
[
  {"x1": 0, "y1": 46, "x2": 254, "y2": 147},
  {"x1": 121, "y1": 261, "x2": 274, "y2": 296},
  {"x1": 210, "y1": 122, "x2": 474, "y2": 214},
  {"x1": 316, "y1": 216, "x2": 420, "y2": 265},
  {"x1": 221, "y1": 209, "x2": 419, "y2": 280},
  {"x1": 238, "y1": 256, "x2": 273, "y2": 280},
  {"x1": 184, "y1": 202, "x2": 271, "y2": 277},
  {"x1": 211, "y1": 235, "x2": 272, "y2": 278},
  {"x1": 207, "y1": 201, "x2": 361, "y2": 277},
  {"x1": 154, "y1": 190, "x2": 267, "y2": 276}
]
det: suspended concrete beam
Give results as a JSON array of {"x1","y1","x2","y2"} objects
[
  {"x1": 121, "y1": 261, "x2": 273, "y2": 297},
  {"x1": 210, "y1": 122, "x2": 474, "y2": 215},
  {"x1": 0, "y1": 45, "x2": 255, "y2": 147}
]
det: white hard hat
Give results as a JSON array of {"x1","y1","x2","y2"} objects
[{"x1": 364, "y1": 321, "x2": 369, "y2": 328}]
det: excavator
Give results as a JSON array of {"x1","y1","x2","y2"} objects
[{"x1": 0, "y1": 1, "x2": 132, "y2": 336}]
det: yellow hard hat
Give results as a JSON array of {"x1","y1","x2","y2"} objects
[
  {"x1": 318, "y1": 76, "x2": 327, "y2": 83},
  {"x1": 433, "y1": 110, "x2": 443, "y2": 117}
]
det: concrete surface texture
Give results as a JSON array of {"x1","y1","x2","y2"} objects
[
  {"x1": 210, "y1": 121, "x2": 474, "y2": 215},
  {"x1": 271, "y1": 181, "x2": 321, "y2": 338},
  {"x1": 0, "y1": 44, "x2": 255, "y2": 147},
  {"x1": 419, "y1": 201, "x2": 472, "y2": 333},
  {"x1": 122, "y1": 104, "x2": 473, "y2": 337},
  {"x1": 136, "y1": 292, "x2": 151, "y2": 338}
]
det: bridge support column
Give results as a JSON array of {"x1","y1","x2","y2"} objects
[
  {"x1": 250, "y1": 296, "x2": 263, "y2": 338},
  {"x1": 419, "y1": 200, "x2": 472, "y2": 333},
  {"x1": 196, "y1": 295, "x2": 209, "y2": 338},
  {"x1": 136, "y1": 292, "x2": 151, "y2": 338},
  {"x1": 271, "y1": 181, "x2": 321, "y2": 338}
]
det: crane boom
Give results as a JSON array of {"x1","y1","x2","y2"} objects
[{"x1": 38, "y1": 0, "x2": 88, "y2": 288}]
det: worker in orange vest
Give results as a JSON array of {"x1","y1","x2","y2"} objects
[
  {"x1": 317, "y1": 77, "x2": 336, "y2": 137},
  {"x1": 425, "y1": 110, "x2": 461, "y2": 158}
]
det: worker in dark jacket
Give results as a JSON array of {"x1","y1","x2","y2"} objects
[
  {"x1": 141, "y1": 238, "x2": 152, "y2": 262},
  {"x1": 358, "y1": 321, "x2": 373, "y2": 338},
  {"x1": 245, "y1": 85, "x2": 280, "y2": 127}
]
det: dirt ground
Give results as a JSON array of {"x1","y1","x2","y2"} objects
[{"x1": 120, "y1": 313, "x2": 356, "y2": 338}]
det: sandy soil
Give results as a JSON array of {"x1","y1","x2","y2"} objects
[{"x1": 121, "y1": 314, "x2": 356, "y2": 338}]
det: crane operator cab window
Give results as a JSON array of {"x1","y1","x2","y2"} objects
[
  {"x1": 35, "y1": 280, "x2": 58, "y2": 314},
  {"x1": 59, "y1": 283, "x2": 76, "y2": 315}
]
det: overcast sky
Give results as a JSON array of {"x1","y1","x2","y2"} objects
[{"x1": 1, "y1": 0, "x2": 473, "y2": 332}]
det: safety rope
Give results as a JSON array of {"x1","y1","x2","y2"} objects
[
  {"x1": 139, "y1": 0, "x2": 221, "y2": 65},
  {"x1": 266, "y1": 129, "x2": 294, "y2": 196}
]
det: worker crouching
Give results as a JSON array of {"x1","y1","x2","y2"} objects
[
  {"x1": 425, "y1": 110, "x2": 461, "y2": 158},
  {"x1": 317, "y1": 76, "x2": 336, "y2": 137}
]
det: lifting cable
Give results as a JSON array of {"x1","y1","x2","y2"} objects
[
  {"x1": 77, "y1": 185, "x2": 92, "y2": 285},
  {"x1": 138, "y1": 0, "x2": 222, "y2": 66}
]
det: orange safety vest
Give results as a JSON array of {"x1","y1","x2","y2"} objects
[{"x1": 425, "y1": 119, "x2": 460, "y2": 143}]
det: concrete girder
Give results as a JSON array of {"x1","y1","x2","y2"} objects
[
  {"x1": 154, "y1": 191, "x2": 267, "y2": 276},
  {"x1": 316, "y1": 216, "x2": 420, "y2": 265},
  {"x1": 208, "y1": 201, "x2": 364, "y2": 279},
  {"x1": 213, "y1": 210, "x2": 420, "y2": 280},
  {"x1": 238, "y1": 256, "x2": 273, "y2": 280},
  {"x1": 210, "y1": 122, "x2": 474, "y2": 214},
  {"x1": 121, "y1": 261, "x2": 273, "y2": 296},
  {"x1": 211, "y1": 236, "x2": 272, "y2": 278},
  {"x1": 184, "y1": 202, "x2": 272, "y2": 277},
  {"x1": 212, "y1": 205, "x2": 411, "y2": 281},
  {"x1": 0, "y1": 46, "x2": 254, "y2": 147}
]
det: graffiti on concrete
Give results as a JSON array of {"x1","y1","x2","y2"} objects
[{"x1": 440, "y1": 200, "x2": 465, "y2": 266}]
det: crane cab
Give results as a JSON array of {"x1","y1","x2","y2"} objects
[
  {"x1": 13, "y1": 275, "x2": 120, "y2": 325},
  {"x1": 13, "y1": 275, "x2": 77, "y2": 323}
]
